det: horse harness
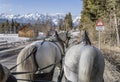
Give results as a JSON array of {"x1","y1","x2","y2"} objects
[
  {"x1": 34, "y1": 38, "x2": 65, "y2": 69},
  {"x1": 9, "y1": 38, "x2": 65, "y2": 82}
]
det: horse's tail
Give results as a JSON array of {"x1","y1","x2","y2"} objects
[
  {"x1": 78, "y1": 47, "x2": 96, "y2": 82},
  {"x1": 16, "y1": 44, "x2": 37, "y2": 81}
]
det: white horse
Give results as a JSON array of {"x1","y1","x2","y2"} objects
[
  {"x1": 0, "y1": 63, "x2": 17, "y2": 82},
  {"x1": 16, "y1": 31, "x2": 70, "y2": 82},
  {"x1": 64, "y1": 31, "x2": 105, "y2": 82}
]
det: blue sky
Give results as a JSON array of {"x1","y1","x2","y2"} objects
[{"x1": 0, "y1": 0, "x2": 83, "y2": 15}]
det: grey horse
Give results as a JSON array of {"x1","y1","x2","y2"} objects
[
  {"x1": 64, "y1": 31, "x2": 105, "y2": 82},
  {"x1": 16, "y1": 31, "x2": 70, "y2": 82}
]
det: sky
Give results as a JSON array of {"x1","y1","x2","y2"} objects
[{"x1": 0, "y1": 0, "x2": 83, "y2": 15}]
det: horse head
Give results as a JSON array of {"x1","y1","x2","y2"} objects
[
  {"x1": 54, "y1": 31, "x2": 71, "y2": 48},
  {"x1": 68, "y1": 30, "x2": 91, "y2": 47}
]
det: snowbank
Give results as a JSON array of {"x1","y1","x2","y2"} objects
[{"x1": 0, "y1": 34, "x2": 30, "y2": 43}]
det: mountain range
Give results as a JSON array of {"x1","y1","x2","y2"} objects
[{"x1": 0, "y1": 13, "x2": 80, "y2": 26}]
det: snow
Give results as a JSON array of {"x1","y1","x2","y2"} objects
[
  {"x1": 70, "y1": 30, "x2": 80, "y2": 38},
  {"x1": 37, "y1": 32, "x2": 46, "y2": 39},
  {"x1": 0, "y1": 34, "x2": 30, "y2": 43},
  {"x1": 0, "y1": 33, "x2": 47, "y2": 49},
  {"x1": 0, "y1": 32, "x2": 48, "y2": 43},
  {"x1": 73, "y1": 16, "x2": 81, "y2": 26}
]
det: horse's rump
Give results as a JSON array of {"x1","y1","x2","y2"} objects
[
  {"x1": 64, "y1": 44, "x2": 105, "y2": 82},
  {"x1": 16, "y1": 40, "x2": 64, "y2": 82},
  {"x1": 64, "y1": 44, "x2": 84, "y2": 82},
  {"x1": 35, "y1": 41, "x2": 62, "y2": 73}
]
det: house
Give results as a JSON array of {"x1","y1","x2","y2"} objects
[{"x1": 18, "y1": 25, "x2": 38, "y2": 38}]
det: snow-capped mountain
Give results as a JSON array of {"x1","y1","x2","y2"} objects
[
  {"x1": 0, "y1": 13, "x2": 80, "y2": 26},
  {"x1": 73, "y1": 16, "x2": 81, "y2": 26}
]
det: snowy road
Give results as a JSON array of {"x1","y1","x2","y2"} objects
[{"x1": 0, "y1": 47, "x2": 22, "y2": 72}]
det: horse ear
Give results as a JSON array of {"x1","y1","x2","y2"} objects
[{"x1": 55, "y1": 31, "x2": 59, "y2": 38}]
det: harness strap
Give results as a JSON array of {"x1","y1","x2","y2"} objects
[
  {"x1": 16, "y1": 79, "x2": 56, "y2": 82},
  {"x1": 10, "y1": 39, "x2": 45, "y2": 71},
  {"x1": 11, "y1": 59, "x2": 61, "y2": 75},
  {"x1": 10, "y1": 40, "x2": 63, "y2": 73},
  {"x1": 33, "y1": 39, "x2": 46, "y2": 73},
  {"x1": 33, "y1": 47, "x2": 39, "y2": 73},
  {"x1": 9, "y1": 46, "x2": 37, "y2": 71},
  {"x1": 52, "y1": 42, "x2": 64, "y2": 56}
]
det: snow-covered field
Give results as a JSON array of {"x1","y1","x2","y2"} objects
[
  {"x1": 71, "y1": 31, "x2": 80, "y2": 38},
  {"x1": 0, "y1": 34, "x2": 30, "y2": 43}
]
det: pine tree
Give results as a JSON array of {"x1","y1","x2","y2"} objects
[
  {"x1": 64, "y1": 13, "x2": 73, "y2": 31},
  {"x1": 2, "y1": 23, "x2": 5, "y2": 33},
  {"x1": 58, "y1": 19, "x2": 64, "y2": 31},
  {"x1": 0, "y1": 23, "x2": 5, "y2": 33},
  {"x1": 11, "y1": 19, "x2": 14, "y2": 33},
  {"x1": 5, "y1": 19, "x2": 10, "y2": 33},
  {"x1": 14, "y1": 21, "x2": 20, "y2": 33},
  {"x1": 68, "y1": 13, "x2": 73, "y2": 29}
]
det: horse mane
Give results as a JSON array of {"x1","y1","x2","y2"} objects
[{"x1": 81, "y1": 30, "x2": 91, "y2": 45}]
